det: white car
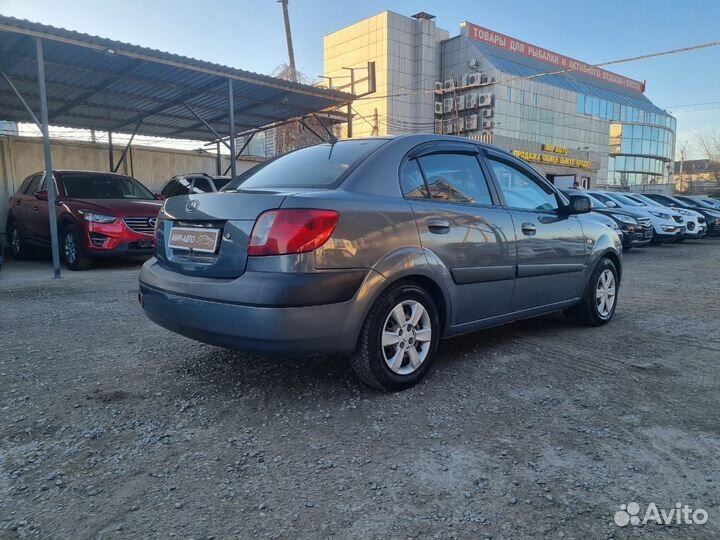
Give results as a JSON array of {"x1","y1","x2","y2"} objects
[
  {"x1": 624, "y1": 193, "x2": 706, "y2": 239},
  {"x1": 587, "y1": 191, "x2": 686, "y2": 243}
]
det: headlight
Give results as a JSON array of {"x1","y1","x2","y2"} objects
[
  {"x1": 611, "y1": 213, "x2": 637, "y2": 225},
  {"x1": 80, "y1": 210, "x2": 116, "y2": 224},
  {"x1": 649, "y1": 211, "x2": 671, "y2": 220}
]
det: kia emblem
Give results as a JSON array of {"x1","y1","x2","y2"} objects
[{"x1": 186, "y1": 199, "x2": 199, "y2": 212}]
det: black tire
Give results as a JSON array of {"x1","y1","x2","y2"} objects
[
  {"x1": 351, "y1": 281, "x2": 440, "y2": 391},
  {"x1": 7, "y1": 220, "x2": 27, "y2": 260},
  {"x1": 61, "y1": 223, "x2": 93, "y2": 271},
  {"x1": 567, "y1": 257, "x2": 619, "y2": 326}
]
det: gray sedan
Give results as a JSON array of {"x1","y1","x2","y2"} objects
[{"x1": 139, "y1": 134, "x2": 622, "y2": 390}]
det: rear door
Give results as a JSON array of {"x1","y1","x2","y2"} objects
[
  {"x1": 22, "y1": 174, "x2": 45, "y2": 242},
  {"x1": 484, "y1": 152, "x2": 587, "y2": 311},
  {"x1": 402, "y1": 142, "x2": 516, "y2": 325}
]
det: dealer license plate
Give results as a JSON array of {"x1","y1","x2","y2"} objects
[{"x1": 168, "y1": 226, "x2": 220, "y2": 253}]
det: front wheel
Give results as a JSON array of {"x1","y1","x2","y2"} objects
[
  {"x1": 351, "y1": 282, "x2": 440, "y2": 390},
  {"x1": 8, "y1": 221, "x2": 26, "y2": 260},
  {"x1": 567, "y1": 257, "x2": 619, "y2": 326},
  {"x1": 62, "y1": 224, "x2": 93, "y2": 271}
]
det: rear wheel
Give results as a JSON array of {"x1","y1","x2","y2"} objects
[
  {"x1": 351, "y1": 282, "x2": 440, "y2": 390},
  {"x1": 567, "y1": 257, "x2": 619, "y2": 326},
  {"x1": 8, "y1": 220, "x2": 26, "y2": 260},
  {"x1": 62, "y1": 224, "x2": 93, "y2": 271}
]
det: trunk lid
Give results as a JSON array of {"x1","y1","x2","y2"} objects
[{"x1": 156, "y1": 191, "x2": 287, "y2": 278}]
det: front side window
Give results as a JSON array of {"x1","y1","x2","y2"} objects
[
  {"x1": 24, "y1": 175, "x2": 42, "y2": 194},
  {"x1": 417, "y1": 153, "x2": 493, "y2": 205},
  {"x1": 62, "y1": 174, "x2": 155, "y2": 200},
  {"x1": 488, "y1": 159, "x2": 558, "y2": 211}
]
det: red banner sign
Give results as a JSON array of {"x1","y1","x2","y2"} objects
[{"x1": 465, "y1": 23, "x2": 645, "y2": 93}]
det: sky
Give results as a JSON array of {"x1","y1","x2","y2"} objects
[{"x1": 1, "y1": 0, "x2": 718, "y2": 157}]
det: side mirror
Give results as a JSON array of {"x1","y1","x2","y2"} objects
[
  {"x1": 154, "y1": 193, "x2": 165, "y2": 200},
  {"x1": 565, "y1": 194, "x2": 591, "y2": 214},
  {"x1": 34, "y1": 190, "x2": 48, "y2": 201}
]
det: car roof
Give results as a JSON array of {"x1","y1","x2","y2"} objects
[
  {"x1": 354, "y1": 133, "x2": 518, "y2": 159},
  {"x1": 46, "y1": 169, "x2": 135, "y2": 179}
]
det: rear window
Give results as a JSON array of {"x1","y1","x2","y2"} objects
[
  {"x1": 225, "y1": 139, "x2": 387, "y2": 190},
  {"x1": 63, "y1": 174, "x2": 155, "y2": 200}
]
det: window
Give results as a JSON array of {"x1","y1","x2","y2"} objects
[
  {"x1": 192, "y1": 177, "x2": 213, "y2": 193},
  {"x1": 160, "y1": 181, "x2": 176, "y2": 198},
  {"x1": 400, "y1": 159, "x2": 428, "y2": 199},
  {"x1": 488, "y1": 159, "x2": 558, "y2": 211},
  {"x1": 24, "y1": 174, "x2": 42, "y2": 194},
  {"x1": 226, "y1": 139, "x2": 387, "y2": 190},
  {"x1": 417, "y1": 153, "x2": 492, "y2": 205},
  {"x1": 63, "y1": 174, "x2": 155, "y2": 200},
  {"x1": 212, "y1": 177, "x2": 230, "y2": 191}
]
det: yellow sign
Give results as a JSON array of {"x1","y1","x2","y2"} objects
[
  {"x1": 541, "y1": 144, "x2": 569, "y2": 155},
  {"x1": 512, "y1": 150, "x2": 592, "y2": 170}
]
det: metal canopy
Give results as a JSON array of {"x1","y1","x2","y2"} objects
[{"x1": 0, "y1": 15, "x2": 352, "y2": 141}]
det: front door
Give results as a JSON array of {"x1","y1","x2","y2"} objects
[
  {"x1": 401, "y1": 144, "x2": 516, "y2": 325},
  {"x1": 27, "y1": 173, "x2": 52, "y2": 243},
  {"x1": 484, "y1": 154, "x2": 587, "y2": 311}
]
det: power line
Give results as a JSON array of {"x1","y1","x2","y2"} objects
[{"x1": 353, "y1": 39, "x2": 720, "y2": 103}]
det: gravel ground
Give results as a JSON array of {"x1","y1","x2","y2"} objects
[{"x1": 1, "y1": 240, "x2": 719, "y2": 539}]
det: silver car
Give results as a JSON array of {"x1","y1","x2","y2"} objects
[{"x1": 139, "y1": 135, "x2": 622, "y2": 390}]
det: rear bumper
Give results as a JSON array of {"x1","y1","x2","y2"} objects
[{"x1": 138, "y1": 258, "x2": 376, "y2": 355}]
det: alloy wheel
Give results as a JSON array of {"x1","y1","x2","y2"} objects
[
  {"x1": 381, "y1": 300, "x2": 432, "y2": 375},
  {"x1": 10, "y1": 227, "x2": 21, "y2": 257},
  {"x1": 64, "y1": 231, "x2": 77, "y2": 265},
  {"x1": 595, "y1": 269, "x2": 616, "y2": 318}
]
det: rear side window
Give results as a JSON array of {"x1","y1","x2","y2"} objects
[
  {"x1": 169, "y1": 178, "x2": 191, "y2": 197},
  {"x1": 192, "y1": 177, "x2": 213, "y2": 193},
  {"x1": 225, "y1": 139, "x2": 387, "y2": 190},
  {"x1": 161, "y1": 181, "x2": 176, "y2": 198},
  {"x1": 400, "y1": 160, "x2": 428, "y2": 199},
  {"x1": 418, "y1": 153, "x2": 493, "y2": 205},
  {"x1": 212, "y1": 177, "x2": 230, "y2": 191}
]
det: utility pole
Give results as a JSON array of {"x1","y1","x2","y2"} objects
[
  {"x1": 679, "y1": 142, "x2": 687, "y2": 192},
  {"x1": 372, "y1": 108, "x2": 379, "y2": 136},
  {"x1": 279, "y1": 0, "x2": 297, "y2": 82}
]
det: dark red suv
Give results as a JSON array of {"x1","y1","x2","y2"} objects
[{"x1": 7, "y1": 170, "x2": 162, "y2": 270}]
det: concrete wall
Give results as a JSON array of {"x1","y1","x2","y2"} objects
[{"x1": 0, "y1": 135, "x2": 263, "y2": 239}]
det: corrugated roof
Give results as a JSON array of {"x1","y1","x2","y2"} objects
[
  {"x1": 467, "y1": 39, "x2": 669, "y2": 116},
  {"x1": 0, "y1": 15, "x2": 352, "y2": 141}
]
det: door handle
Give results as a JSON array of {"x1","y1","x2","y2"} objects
[
  {"x1": 521, "y1": 222, "x2": 537, "y2": 235},
  {"x1": 427, "y1": 218, "x2": 451, "y2": 234},
  {"x1": 33, "y1": 206, "x2": 39, "y2": 212}
]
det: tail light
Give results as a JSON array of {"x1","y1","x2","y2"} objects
[{"x1": 248, "y1": 209, "x2": 339, "y2": 256}]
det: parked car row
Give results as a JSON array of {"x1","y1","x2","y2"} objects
[
  {"x1": 563, "y1": 189, "x2": 720, "y2": 249},
  {"x1": 4, "y1": 171, "x2": 232, "y2": 270}
]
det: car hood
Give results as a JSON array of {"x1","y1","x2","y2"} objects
[{"x1": 66, "y1": 198, "x2": 162, "y2": 217}]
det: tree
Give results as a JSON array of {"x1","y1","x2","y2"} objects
[
  {"x1": 692, "y1": 131, "x2": 720, "y2": 192},
  {"x1": 268, "y1": 64, "x2": 338, "y2": 157}
]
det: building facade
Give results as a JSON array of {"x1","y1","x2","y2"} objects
[{"x1": 323, "y1": 12, "x2": 677, "y2": 191}]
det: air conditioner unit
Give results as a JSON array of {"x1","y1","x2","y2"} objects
[
  {"x1": 468, "y1": 57, "x2": 480, "y2": 69},
  {"x1": 443, "y1": 78, "x2": 455, "y2": 90},
  {"x1": 456, "y1": 95, "x2": 465, "y2": 111},
  {"x1": 490, "y1": 76, "x2": 496, "y2": 83},
  {"x1": 482, "y1": 108, "x2": 493, "y2": 118},
  {"x1": 443, "y1": 97, "x2": 454, "y2": 113},
  {"x1": 466, "y1": 93, "x2": 478, "y2": 108},
  {"x1": 434, "y1": 101, "x2": 443, "y2": 115},
  {"x1": 466, "y1": 114, "x2": 478, "y2": 131},
  {"x1": 478, "y1": 93, "x2": 493, "y2": 107},
  {"x1": 434, "y1": 81, "x2": 443, "y2": 93},
  {"x1": 457, "y1": 117, "x2": 465, "y2": 132},
  {"x1": 467, "y1": 73, "x2": 481, "y2": 87},
  {"x1": 460, "y1": 73, "x2": 469, "y2": 87},
  {"x1": 480, "y1": 75, "x2": 489, "y2": 84},
  {"x1": 434, "y1": 120, "x2": 444, "y2": 133},
  {"x1": 482, "y1": 120, "x2": 494, "y2": 129},
  {"x1": 443, "y1": 120, "x2": 454, "y2": 134}
]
